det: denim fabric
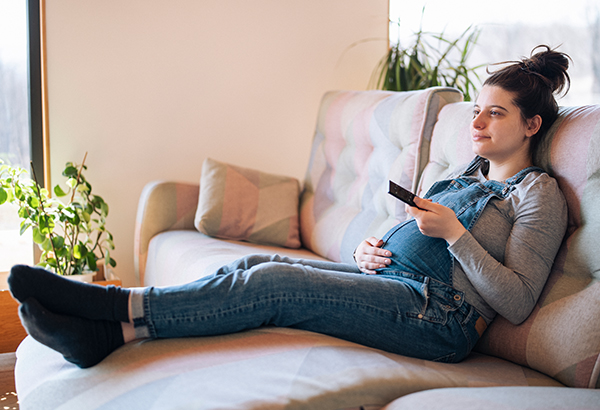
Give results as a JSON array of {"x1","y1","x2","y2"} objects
[
  {"x1": 379, "y1": 157, "x2": 544, "y2": 284},
  {"x1": 131, "y1": 254, "x2": 480, "y2": 362},
  {"x1": 131, "y1": 157, "x2": 544, "y2": 363}
]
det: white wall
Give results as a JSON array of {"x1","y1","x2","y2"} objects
[{"x1": 45, "y1": 0, "x2": 389, "y2": 285}]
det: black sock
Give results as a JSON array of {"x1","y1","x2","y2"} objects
[
  {"x1": 8, "y1": 264, "x2": 130, "y2": 323},
  {"x1": 19, "y1": 298, "x2": 125, "y2": 368}
]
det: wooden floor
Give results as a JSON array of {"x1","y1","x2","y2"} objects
[{"x1": 0, "y1": 353, "x2": 19, "y2": 409}]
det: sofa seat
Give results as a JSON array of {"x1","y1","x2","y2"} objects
[
  {"x1": 144, "y1": 230, "x2": 327, "y2": 287},
  {"x1": 16, "y1": 328, "x2": 563, "y2": 410}
]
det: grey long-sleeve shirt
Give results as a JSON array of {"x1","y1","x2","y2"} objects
[{"x1": 447, "y1": 167, "x2": 568, "y2": 325}]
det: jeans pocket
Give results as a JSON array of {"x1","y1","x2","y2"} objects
[{"x1": 405, "y1": 277, "x2": 461, "y2": 326}]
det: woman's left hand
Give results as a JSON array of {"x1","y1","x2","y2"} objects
[{"x1": 405, "y1": 197, "x2": 467, "y2": 245}]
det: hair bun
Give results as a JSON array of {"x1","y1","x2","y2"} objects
[{"x1": 520, "y1": 45, "x2": 571, "y2": 96}]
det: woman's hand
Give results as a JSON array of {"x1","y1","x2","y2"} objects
[
  {"x1": 406, "y1": 197, "x2": 467, "y2": 245},
  {"x1": 354, "y1": 237, "x2": 392, "y2": 274}
]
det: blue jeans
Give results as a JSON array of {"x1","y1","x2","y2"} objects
[{"x1": 130, "y1": 254, "x2": 482, "y2": 363}]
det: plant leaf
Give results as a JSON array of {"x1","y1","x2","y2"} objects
[
  {"x1": 62, "y1": 165, "x2": 78, "y2": 177},
  {"x1": 53, "y1": 184, "x2": 68, "y2": 197},
  {"x1": 32, "y1": 227, "x2": 45, "y2": 244}
]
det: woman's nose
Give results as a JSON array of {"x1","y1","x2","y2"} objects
[{"x1": 472, "y1": 113, "x2": 485, "y2": 129}]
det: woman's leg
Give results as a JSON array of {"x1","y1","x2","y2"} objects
[
  {"x1": 132, "y1": 255, "x2": 467, "y2": 361},
  {"x1": 13, "y1": 255, "x2": 479, "y2": 368}
]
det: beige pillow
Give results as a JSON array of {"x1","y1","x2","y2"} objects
[{"x1": 194, "y1": 158, "x2": 301, "y2": 248}]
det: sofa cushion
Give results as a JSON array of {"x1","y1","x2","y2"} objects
[
  {"x1": 421, "y1": 102, "x2": 600, "y2": 389},
  {"x1": 195, "y1": 158, "x2": 301, "y2": 248},
  {"x1": 300, "y1": 88, "x2": 463, "y2": 263},
  {"x1": 144, "y1": 230, "x2": 322, "y2": 287}
]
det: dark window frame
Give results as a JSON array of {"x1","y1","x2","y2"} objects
[{"x1": 27, "y1": 0, "x2": 45, "y2": 188}]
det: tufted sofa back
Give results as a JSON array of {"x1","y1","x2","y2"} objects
[{"x1": 299, "y1": 88, "x2": 462, "y2": 263}]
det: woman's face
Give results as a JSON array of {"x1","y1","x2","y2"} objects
[{"x1": 471, "y1": 85, "x2": 540, "y2": 164}]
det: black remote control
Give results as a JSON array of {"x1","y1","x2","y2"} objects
[{"x1": 388, "y1": 180, "x2": 421, "y2": 209}]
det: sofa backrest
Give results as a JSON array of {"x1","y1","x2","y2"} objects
[
  {"x1": 421, "y1": 100, "x2": 600, "y2": 389},
  {"x1": 299, "y1": 88, "x2": 462, "y2": 263}
]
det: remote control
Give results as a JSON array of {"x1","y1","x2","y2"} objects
[{"x1": 388, "y1": 180, "x2": 421, "y2": 209}]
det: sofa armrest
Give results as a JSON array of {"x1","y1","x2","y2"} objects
[{"x1": 134, "y1": 181, "x2": 200, "y2": 285}]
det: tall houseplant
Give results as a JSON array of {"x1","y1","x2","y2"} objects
[
  {"x1": 372, "y1": 16, "x2": 482, "y2": 101},
  {"x1": 0, "y1": 154, "x2": 116, "y2": 276}
]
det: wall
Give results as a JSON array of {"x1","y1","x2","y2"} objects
[{"x1": 45, "y1": 0, "x2": 389, "y2": 285}]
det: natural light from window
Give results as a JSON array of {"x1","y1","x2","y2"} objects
[
  {"x1": 389, "y1": 0, "x2": 600, "y2": 105},
  {"x1": 0, "y1": 0, "x2": 33, "y2": 274}
]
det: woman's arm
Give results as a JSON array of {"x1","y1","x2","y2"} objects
[{"x1": 448, "y1": 177, "x2": 568, "y2": 324}]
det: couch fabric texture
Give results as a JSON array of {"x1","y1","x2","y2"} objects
[{"x1": 14, "y1": 88, "x2": 600, "y2": 409}]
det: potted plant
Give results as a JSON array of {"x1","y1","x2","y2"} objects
[
  {"x1": 371, "y1": 13, "x2": 483, "y2": 101},
  {"x1": 0, "y1": 153, "x2": 116, "y2": 281}
]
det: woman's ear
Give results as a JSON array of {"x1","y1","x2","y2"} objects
[{"x1": 526, "y1": 115, "x2": 542, "y2": 137}]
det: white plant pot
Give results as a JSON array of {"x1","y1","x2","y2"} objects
[{"x1": 64, "y1": 271, "x2": 96, "y2": 283}]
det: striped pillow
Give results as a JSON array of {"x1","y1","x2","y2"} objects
[{"x1": 194, "y1": 158, "x2": 301, "y2": 248}]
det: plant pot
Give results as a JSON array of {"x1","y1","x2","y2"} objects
[{"x1": 63, "y1": 271, "x2": 96, "y2": 283}]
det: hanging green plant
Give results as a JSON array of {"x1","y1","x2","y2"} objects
[
  {"x1": 0, "y1": 153, "x2": 116, "y2": 276},
  {"x1": 371, "y1": 13, "x2": 483, "y2": 101}
]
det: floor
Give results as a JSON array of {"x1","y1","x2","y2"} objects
[{"x1": 0, "y1": 353, "x2": 19, "y2": 409}]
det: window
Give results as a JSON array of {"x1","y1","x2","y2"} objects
[
  {"x1": 389, "y1": 0, "x2": 600, "y2": 105},
  {"x1": 0, "y1": 0, "x2": 45, "y2": 273}
]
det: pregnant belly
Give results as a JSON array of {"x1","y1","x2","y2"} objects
[{"x1": 379, "y1": 219, "x2": 452, "y2": 281}]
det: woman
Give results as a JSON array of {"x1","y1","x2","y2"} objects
[{"x1": 9, "y1": 45, "x2": 570, "y2": 368}]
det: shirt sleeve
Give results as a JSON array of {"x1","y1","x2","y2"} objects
[{"x1": 447, "y1": 175, "x2": 568, "y2": 325}]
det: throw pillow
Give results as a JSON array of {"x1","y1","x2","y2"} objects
[{"x1": 194, "y1": 158, "x2": 301, "y2": 248}]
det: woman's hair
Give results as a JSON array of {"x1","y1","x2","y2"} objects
[{"x1": 484, "y1": 45, "x2": 571, "y2": 156}]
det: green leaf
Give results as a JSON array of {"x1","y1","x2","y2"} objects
[
  {"x1": 107, "y1": 257, "x2": 116, "y2": 268},
  {"x1": 73, "y1": 244, "x2": 87, "y2": 259},
  {"x1": 66, "y1": 177, "x2": 78, "y2": 188},
  {"x1": 53, "y1": 184, "x2": 68, "y2": 197},
  {"x1": 38, "y1": 214, "x2": 55, "y2": 234},
  {"x1": 52, "y1": 236, "x2": 65, "y2": 249},
  {"x1": 41, "y1": 237, "x2": 53, "y2": 251},
  {"x1": 0, "y1": 187, "x2": 7, "y2": 204},
  {"x1": 19, "y1": 220, "x2": 31, "y2": 235},
  {"x1": 62, "y1": 165, "x2": 78, "y2": 177},
  {"x1": 14, "y1": 184, "x2": 24, "y2": 201},
  {"x1": 27, "y1": 196, "x2": 40, "y2": 208},
  {"x1": 32, "y1": 227, "x2": 45, "y2": 244},
  {"x1": 86, "y1": 253, "x2": 97, "y2": 271}
]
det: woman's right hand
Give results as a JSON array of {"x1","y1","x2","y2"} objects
[{"x1": 354, "y1": 237, "x2": 392, "y2": 274}]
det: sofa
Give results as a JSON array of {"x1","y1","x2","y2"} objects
[{"x1": 14, "y1": 87, "x2": 600, "y2": 409}]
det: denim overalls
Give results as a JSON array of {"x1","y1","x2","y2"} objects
[
  {"x1": 130, "y1": 157, "x2": 544, "y2": 364},
  {"x1": 373, "y1": 156, "x2": 544, "y2": 360}
]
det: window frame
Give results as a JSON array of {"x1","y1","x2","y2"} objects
[{"x1": 28, "y1": 0, "x2": 48, "y2": 189}]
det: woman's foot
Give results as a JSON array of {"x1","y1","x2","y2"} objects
[
  {"x1": 8, "y1": 264, "x2": 130, "y2": 322},
  {"x1": 18, "y1": 298, "x2": 125, "y2": 368}
]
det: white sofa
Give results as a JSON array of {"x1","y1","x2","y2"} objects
[{"x1": 15, "y1": 88, "x2": 600, "y2": 409}]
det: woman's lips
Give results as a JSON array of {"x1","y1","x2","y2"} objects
[{"x1": 472, "y1": 133, "x2": 490, "y2": 142}]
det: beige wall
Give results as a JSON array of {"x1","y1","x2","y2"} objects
[{"x1": 45, "y1": 0, "x2": 388, "y2": 286}]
